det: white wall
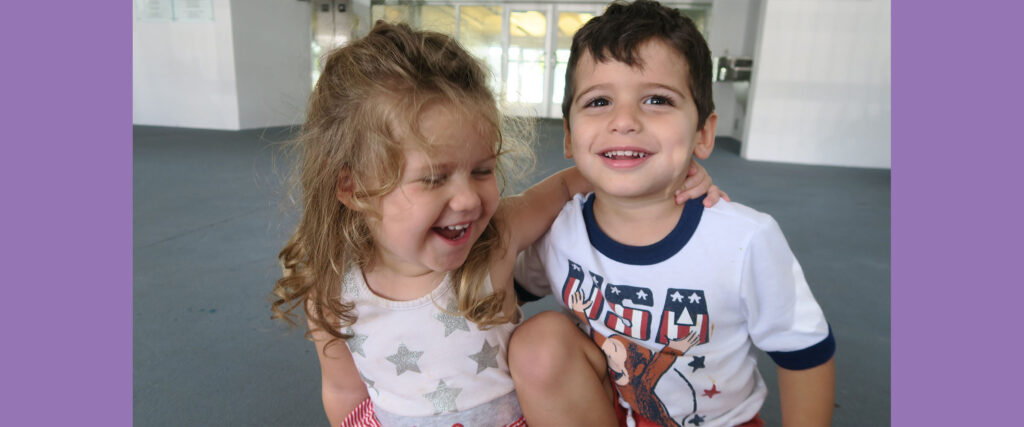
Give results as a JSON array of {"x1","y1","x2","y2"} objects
[
  {"x1": 133, "y1": 0, "x2": 311, "y2": 130},
  {"x1": 133, "y1": 0, "x2": 240, "y2": 129},
  {"x1": 742, "y1": 0, "x2": 891, "y2": 169},
  {"x1": 231, "y1": 0, "x2": 312, "y2": 129},
  {"x1": 708, "y1": 0, "x2": 762, "y2": 139}
]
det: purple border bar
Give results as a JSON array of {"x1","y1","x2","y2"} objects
[
  {"x1": 894, "y1": 1, "x2": 1023, "y2": 425},
  {"x1": 2, "y1": 2, "x2": 130, "y2": 426}
]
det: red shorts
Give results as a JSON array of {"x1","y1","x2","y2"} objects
[
  {"x1": 339, "y1": 398, "x2": 528, "y2": 427},
  {"x1": 611, "y1": 388, "x2": 764, "y2": 427}
]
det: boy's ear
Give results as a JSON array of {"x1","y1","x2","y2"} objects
[
  {"x1": 693, "y1": 113, "x2": 718, "y2": 160},
  {"x1": 336, "y1": 170, "x2": 356, "y2": 208},
  {"x1": 563, "y1": 120, "x2": 574, "y2": 159}
]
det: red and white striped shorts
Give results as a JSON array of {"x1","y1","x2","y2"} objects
[{"x1": 339, "y1": 398, "x2": 528, "y2": 427}]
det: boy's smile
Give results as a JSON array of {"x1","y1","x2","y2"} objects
[{"x1": 565, "y1": 38, "x2": 716, "y2": 204}]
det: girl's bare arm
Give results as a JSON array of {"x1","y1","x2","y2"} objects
[{"x1": 307, "y1": 316, "x2": 370, "y2": 426}]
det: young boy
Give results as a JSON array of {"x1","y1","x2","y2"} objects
[{"x1": 510, "y1": 1, "x2": 835, "y2": 426}]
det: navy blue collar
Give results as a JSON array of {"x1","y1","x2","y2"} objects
[{"x1": 583, "y1": 193, "x2": 705, "y2": 265}]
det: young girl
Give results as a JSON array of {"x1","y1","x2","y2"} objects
[{"x1": 271, "y1": 21, "x2": 718, "y2": 426}]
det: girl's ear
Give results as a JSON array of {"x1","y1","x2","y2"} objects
[{"x1": 336, "y1": 171, "x2": 356, "y2": 208}]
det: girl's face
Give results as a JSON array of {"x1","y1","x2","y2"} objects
[{"x1": 369, "y1": 103, "x2": 500, "y2": 279}]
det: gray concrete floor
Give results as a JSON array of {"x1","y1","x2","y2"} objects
[{"x1": 133, "y1": 121, "x2": 890, "y2": 426}]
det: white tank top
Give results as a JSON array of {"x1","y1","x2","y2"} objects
[{"x1": 341, "y1": 266, "x2": 523, "y2": 425}]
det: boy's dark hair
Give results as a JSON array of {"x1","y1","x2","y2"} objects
[{"x1": 562, "y1": 0, "x2": 715, "y2": 130}]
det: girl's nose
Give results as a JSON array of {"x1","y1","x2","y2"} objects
[{"x1": 448, "y1": 179, "x2": 482, "y2": 212}]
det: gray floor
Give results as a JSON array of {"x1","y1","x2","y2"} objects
[{"x1": 133, "y1": 120, "x2": 890, "y2": 426}]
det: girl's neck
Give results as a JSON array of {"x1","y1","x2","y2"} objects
[
  {"x1": 591, "y1": 191, "x2": 685, "y2": 247},
  {"x1": 362, "y1": 263, "x2": 448, "y2": 302}
]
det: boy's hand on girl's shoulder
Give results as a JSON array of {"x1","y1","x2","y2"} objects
[{"x1": 675, "y1": 162, "x2": 730, "y2": 207}]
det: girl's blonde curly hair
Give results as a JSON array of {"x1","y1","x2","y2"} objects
[{"x1": 271, "y1": 21, "x2": 534, "y2": 352}]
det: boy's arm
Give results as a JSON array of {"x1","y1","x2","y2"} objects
[
  {"x1": 307, "y1": 316, "x2": 370, "y2": 426},
  {"x1": 777, "y1": 356, "x2": 836, "y2": 427}
]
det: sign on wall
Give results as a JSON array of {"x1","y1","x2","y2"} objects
[{"x1": 135, "y1": 0, "x2": 214, "y2": 22}]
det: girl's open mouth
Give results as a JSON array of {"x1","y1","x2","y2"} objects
[{"x1": 432, "y1": 223, "x2": 469, "y2": 241}]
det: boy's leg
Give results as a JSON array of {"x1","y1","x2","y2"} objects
[{"x1": 509, "y1": 311, "x2": 617, "y2": 426}]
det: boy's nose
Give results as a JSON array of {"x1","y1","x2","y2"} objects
[{"x1": 609, "y1": 105, "x2": 641, "y2": 134}]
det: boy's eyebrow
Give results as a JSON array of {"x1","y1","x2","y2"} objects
[
  {"x1": 642, "y1": 82, "x2": 687, "y2": 98},
  {"x1": 574, "y1": 82, "x2": 687, "y2": 103}
]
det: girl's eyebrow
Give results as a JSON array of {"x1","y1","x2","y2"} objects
[{"x1": 414, "y1": 154, "x2": 496, "y2": 174}]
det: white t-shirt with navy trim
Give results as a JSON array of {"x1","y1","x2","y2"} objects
[{"x1": 515, "y1": 193, "x2": 834, "y2": 427}]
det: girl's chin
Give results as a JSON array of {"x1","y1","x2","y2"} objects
[{"x1": 431, "y1": 253, "x2": 472, "y2": 272}]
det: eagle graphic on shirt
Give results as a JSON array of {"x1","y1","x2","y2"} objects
[{"x1": 562, "y1": 259, "x2": 711, "y2": 426}]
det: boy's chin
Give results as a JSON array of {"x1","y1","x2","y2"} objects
[{"x1": 595, "y1": 184, "x2": 672, "y2": 201}]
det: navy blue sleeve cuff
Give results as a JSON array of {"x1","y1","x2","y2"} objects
[
  {"x1": 514, "y1": 279, "x2": 544, "y2": 304},
  {"x1": 766, "y1": 324, "x2": 836, "y2": 370}
]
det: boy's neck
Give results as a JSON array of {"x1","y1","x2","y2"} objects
[{"x1": 590, "y1": 190, "x2": 686, "y2": 247}]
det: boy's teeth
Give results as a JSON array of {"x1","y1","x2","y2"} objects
[
  {"x1": 444, "y1": 224, "x2": 468, "y2": 231},
  {"x1": 604, "y1": 150, "x2": 647, "y2": 158}
]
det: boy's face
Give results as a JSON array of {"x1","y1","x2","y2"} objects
[{"x1": 564, "y1": 38, "x2": 716, "y2": 202}]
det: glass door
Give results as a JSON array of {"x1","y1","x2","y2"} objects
[
  {"x1": 457, "y1": 5, "x2": 504, "y2": 96},
  {"x1": 505, "y1": 7, "x2": 549, "y2": 116},
  {"x1": 550, "y1": 5, "x2": 601, "y2": 118}
]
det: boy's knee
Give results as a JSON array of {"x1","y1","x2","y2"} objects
[{"x1": 509, "y1": 311, "x2": 581, "y2": 383}]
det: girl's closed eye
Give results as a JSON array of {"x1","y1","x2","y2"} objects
[
  {"x1": 472, "y1": 167, "x2": 494, "y2": 178},
  {"x1": 421, "y1": 174, "x2": 447, "y2": 187}
]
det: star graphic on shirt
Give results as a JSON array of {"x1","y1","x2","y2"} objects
[
  {"x1": 468, "y1": 339, "x2": 501, "y2": 374},
  {"x1": 702, "y1": 384, "x2": 721, "y2": 398},
  {"x1": 343, "y1": 328, "x2": 368, "y2": 358},
  {"x1": 610, "y1": 286, "x2": 621, "y2": 295},
  {"x1": 688, "y1": 292, "x2": 702, "y2": 303},
  {"x1": 359, "y1": 372, "x2": 377, "y2": 394},
  {"x1": 636, "y1": 289, "x2": 648, "y2": 300},
  {"x1": 386, "y1": 343, "x2": 423, "y2": 376},
  {"x1": 434, "y1": 300, "x2": 470, "y2": 337},
  {"x1": 670, "y1": 291, "x2": 684, "y2": 302},
  {"x1": 571, "y1": 262, "x2": 582, "y2": 273},
  {"x1": 689, "y1": 414, "x2": 706, "y2": 425},
  {"x1": 688, "y1": 355, "x2": 706, "y2": 372},
  {"x1": 424, "y1": 380, "x2": 462, "y2": 414}
]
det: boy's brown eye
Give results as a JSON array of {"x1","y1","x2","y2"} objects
[
  {"x1": 644, "y1": 95, "x2": 673, "y2": 106},
  {"x1": 585, "y1": 97, "x2": 610, "y2": 108}
]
